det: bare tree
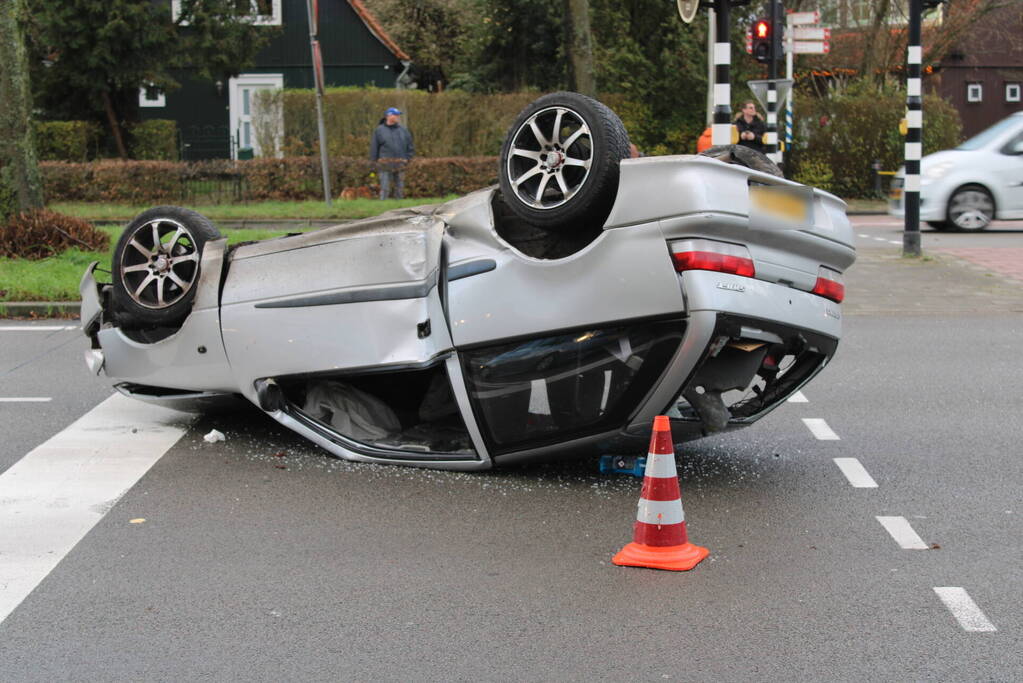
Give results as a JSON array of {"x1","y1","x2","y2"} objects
[
  {"x1": 564, "y1": 0, "x2": 596, "y2": 96},
  {"x1": 0, "y1": 0, "x2": 43, "y2": 212}
]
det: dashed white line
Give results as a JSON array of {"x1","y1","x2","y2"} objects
[
  {"x1": 876, "y1": 516, "x2": 929, "y2": 549},
  {"x1": 0, "y1": 326, "x2": 77, "y2": 331},
  {"x1": 833, "y1": 458, "x2": 878, "y2": 488},
  {"x1": 0, "y1": 398, "x2": 52, "y2": 402},
  {"x1": 0, "y1": 393, "x2": 193, "y2": 625},
  {"x1": 888, "y1": 240, "x2": 902, "y2": 245},
  {"x1": 858, "y1": 233, "x2": 871, "y2": 238},
  {"x1": 803, "y1": 418, "x2": 839, "y2": 440},
  {"x1": 872, "y1": 237, "x2": 888, "y2": 242},
  {"x1": 933, "y1": 587, "x2": 997, "y2": 632},
  {"x1": 787, "y1": 390, "x2": 808, "y2": 403}
]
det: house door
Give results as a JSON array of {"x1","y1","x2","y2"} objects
[{"x1": 228, "y1": 74, "x2": 284, "y2": 159}]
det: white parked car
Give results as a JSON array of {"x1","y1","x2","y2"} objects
[{"x1": 889, "y1": 111, "x2": 1023, "y2": 231}]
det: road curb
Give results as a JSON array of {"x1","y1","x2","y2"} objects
[{"x1": 0, "y1": 301, "x2": 81, "y2": 318}]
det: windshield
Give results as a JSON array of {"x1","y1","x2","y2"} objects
[{"x1": 956, "y1": 115, "x2": 1023, "y2": 150}]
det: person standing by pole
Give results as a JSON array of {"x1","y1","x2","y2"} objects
[{"x1": 369, "y1": 107, "x2": 414, "y2": 200}]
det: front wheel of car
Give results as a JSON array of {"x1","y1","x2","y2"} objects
[
  {"x1": 499, "y1": 92, "x2": 630, "y2": 231},
  {"x1": 111, "y1": 206, "x2": 221, "y2": 327},
  {"x1": 946, "y1": 185, "x2": 995, "y2": 231}
]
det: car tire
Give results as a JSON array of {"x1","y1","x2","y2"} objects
[
  {"x1": 946, "y1": 185, "x2": 995, "y2": 231},
  {"x1": 499, "y1": 91, "x2": 630, "y2": 230},
  {"x1": 700, "y1": 144, "x2": 784, "y2": 178},
  {"x1": 111, "y1": 206, "x2": 221, "y2": 327}
]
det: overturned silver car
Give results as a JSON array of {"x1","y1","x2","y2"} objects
[{"x1": 80, "y1": 93, "x2": 855, "y2": 470}]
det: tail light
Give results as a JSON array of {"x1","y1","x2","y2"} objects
[
  {"x1": 669, "y1": 239, "x2": 755, "y2": 277},
  {"x1": 812, "y1": 266, "x2": 845, "y2": 303}
]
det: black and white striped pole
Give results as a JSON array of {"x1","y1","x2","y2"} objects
[
  {"x1": 711, "y1": 0, "x2": 733, "y2": 146},
  {"x1": 903, "y1": 0, "x2": 923, "y2": 257},
  {"x1": 764, "y1": 0, "x2": 780, "y2": 164}
]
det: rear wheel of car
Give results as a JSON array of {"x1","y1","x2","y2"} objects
[
  {"x1": 700, "y1": 144, "x2": 784, "y2": 178},
  {"x1": 499, "y1": 92, "x2": 630, "y2": 230},
  {"x1": 946, "y1": 185, "x2": 995, "y2": 231},
  {"x1": 111, "y1": 206, "x2": 221, "y2": 327}
]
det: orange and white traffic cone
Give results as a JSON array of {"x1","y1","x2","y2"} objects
[{"x1": 612, "y1": 415, "x2": 709, "y2": 571}]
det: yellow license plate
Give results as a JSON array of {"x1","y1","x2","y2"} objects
[{"x1": 749, "y1": 185, "x2": 809, "y2": 224}]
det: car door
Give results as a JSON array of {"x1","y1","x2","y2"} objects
[{"x1": 996, "y1": 130, "x2": 1023, "y2": 216}]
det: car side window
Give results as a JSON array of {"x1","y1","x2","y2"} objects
[{"x1": 1001, "y1": 131, "x2": 1023, "y2": 156}]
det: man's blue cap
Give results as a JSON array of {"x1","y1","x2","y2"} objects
[{"x1": 385, "y1": 107, "x2": 402, "y2": 116}]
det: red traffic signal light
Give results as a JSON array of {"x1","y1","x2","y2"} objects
[{"x1": 751, "y1": 17, "x2": 779, "y2": 64}]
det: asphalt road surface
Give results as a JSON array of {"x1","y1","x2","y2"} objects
[{"x1": 1, "y1": 227, "x2": 1021, "y2": 681}]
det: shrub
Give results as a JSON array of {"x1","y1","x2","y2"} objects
[
  {"x1": 283, "y1": 89, "x2": 540, "y2": 158},
  {"x1": 791, "y1": 81, "x2": 961, "y2": 198},
  {"x1": 34, "y1": 121, "x2": 100, "y2": 161},
  {"x1": 0, "y1": 208, "x2": 109, "y2": 259},
  {"x1": 130, "y1": 120, "x2": 179, "y2": 160},
  {"x1": 39, "y1": 157, "x2": 500, "y2": 203}
]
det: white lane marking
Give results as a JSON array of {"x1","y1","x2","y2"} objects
[
  {"x1": 0, "y1": 326, "x2": 78, "y2": 331},
  {"x1": 888, "y1": 240, "x2": 902, "y2": 245},
  {"x1": 858, "y1": 233, "x2": 871, "y2": 238},
  {"x1": 876, "y1": 516, "x2": 929, "y2": 549},
  {"x1": 0, "y1": 393, "x2": 193, "y2": 625},
  {"x1": 803, "y1": 418, "x2": 839, "y2": 440},
  {"x1": 787, "y1": 390, "x2": 808, "y2": 403},
  {"x1": 833, "y1": 458, "x2": 878, "y2": 488},
  {"x1": 855, "y1": 222, "x2": 902, "y2": 227},
  {"x1": 0, "y1": 398, "x2": 52, "y2": 402},
  {"x1": 933, "y1": 588, "x2": 997, "y2": 632},
  {"x1": 872, "y1": 237, "x2": 888, "y2": 242}
]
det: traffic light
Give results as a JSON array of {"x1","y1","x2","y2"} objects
[{"x1": 752, "y1": 18, "x2": 772, "y2": 63}]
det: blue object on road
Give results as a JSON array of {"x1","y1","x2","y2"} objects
[{"x1": 598, "y1": 455, "x2": 647, "y2": 477}]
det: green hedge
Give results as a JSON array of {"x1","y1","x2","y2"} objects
[
  {"x1": 130, "y1": 119, "x2": 179, "y2": 160},
  {"x1": 788, "y1": 82, "x2": 962, "y2": 197},
  {"x1": 40, "y1": 157, "x2": 499, "y2": 203},
  {"x1": 34, "y1": 121, "x2": 100, "y2": 161},
  {"x1": 280, "y1": 88, "x2": 538, "y2": 158}
]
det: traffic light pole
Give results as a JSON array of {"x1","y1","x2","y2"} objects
[
  {"x1": 711, "y1": 0, "x2": 733, "y2": 145},
  {"x1": 765, "y1": 0, "x2": 779, "y2": 163},
  {"x1": 903, "y1": 0, "x2": 923, "y2": 257}
]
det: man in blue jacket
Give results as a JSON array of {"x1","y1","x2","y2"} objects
[{"x1": 369, "y1": 107, "x2": 414, "y2": 199}]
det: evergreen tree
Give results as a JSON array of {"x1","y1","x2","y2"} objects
[{"x1": 27, "y1": 0, "x2": 273, "y2": 158}]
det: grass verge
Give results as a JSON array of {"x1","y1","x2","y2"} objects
[
  {"x1": 50, "y1": 197, "x2": 454, "y2": 222},
  {"x1": 0, "y1": 226, "x2": 304, "y2": 302}
]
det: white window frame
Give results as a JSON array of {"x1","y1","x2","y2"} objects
[
  {"x1": 967, "y1": 83, "x2": 983, "y2": 103},
  {"x1": 1007, "y1": 83, "x2": 1021, "y2": 103},
  {"x1": 172, "y1": 0, "x2": 281, "y2": 26},
  {"x1": 138, "y1": 84, "x2": 166, "y2": 108}
]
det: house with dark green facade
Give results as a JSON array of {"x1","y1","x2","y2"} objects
[{"x1": 139, "y1": 0, "x2": 410, "y2": 160}]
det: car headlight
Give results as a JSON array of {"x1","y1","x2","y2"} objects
[{"x1": 923, "y1": 161, "x2": 954, "y2": 179}]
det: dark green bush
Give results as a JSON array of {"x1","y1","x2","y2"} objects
[
  {"x1": 34, "y1": 121, "x2": 100, "y2": 161},
  {"x1": 130, "y1": 120, "x2": 179, "y2": 160},
  {"x1": 40, "y1": 157, "x2": 499, "y2": 202},
  {"x1": 282, "y1": 88, "x2": 537, "y2": 159},
  {"x1": 790, "y1": 81, "x2": 961, "y2": 198}
]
